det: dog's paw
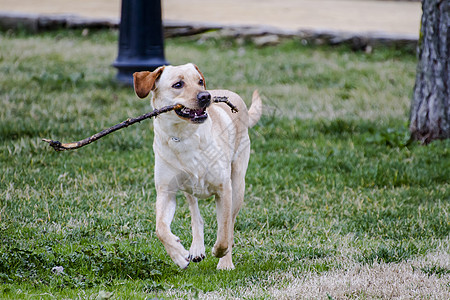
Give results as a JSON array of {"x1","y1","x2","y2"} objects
[
  {"x1": 171, "y1": 249, "x2": 190, "y2": 269},
  {"x1": 165, "y1": 240, "x2": 190, "y2": 269},
  {"x1": 189, "y1": 244, "x2": 206, "y2": 263},
  {"x1": 189, "y1": 253, "x2": 206, "y2": 263},
  {"x1": 217, "y1": 255, "x2": 235, "y2": 270}
]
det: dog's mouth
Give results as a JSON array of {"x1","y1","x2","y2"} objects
[{"x1": 175, "y1": 106, "x2": 208, "y2": 124}]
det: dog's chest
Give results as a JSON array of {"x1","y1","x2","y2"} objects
[
  {"x1": 155, "y1": 133, "x2": 231, "y2": 197},
  {"x1": 170, "y1": 135, "x2": 229, "y2": 175}
]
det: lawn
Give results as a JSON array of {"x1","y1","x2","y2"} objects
[{"x1": 0, "y1": 29, "x2": 449, "y2": 299}]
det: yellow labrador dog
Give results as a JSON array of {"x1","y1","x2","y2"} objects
[{"x1": 133, "y1": 63, "x2": 262, "y2": 270}]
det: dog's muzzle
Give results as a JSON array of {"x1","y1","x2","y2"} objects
[
  {"x1": 175, "y1": 91, "x2": 211, "y2": 124},
  {"x1": 197, "y1": 91, "x2": 211, "y2": 108}
]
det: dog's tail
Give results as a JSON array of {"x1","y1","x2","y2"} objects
[{"x1": 248, "y1": 90, "x2": 262, "y2": 128}]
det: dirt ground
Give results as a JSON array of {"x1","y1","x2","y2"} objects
[{"x1": 0, "y1": 0, "x2": 421, "y2": 36}]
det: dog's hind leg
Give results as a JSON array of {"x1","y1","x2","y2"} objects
[
  {"x1": 212, "y1": 181, "x2": 233, "y2": 260},
  {"x1": 155, "y1": 189, "x2": 190, "y2": 269},
  {"x1": 217, "y1": 143, "x2": 250, "y2": 270},
  {"x1": 185, "y1": 193, "x2": 206, "y2": 263},
  {"x1": 216, "y1": 182, "x2": 244, "y2": 270},
  {"x1": 216, "y1": 177, "x2": 245, "y2": 270}
]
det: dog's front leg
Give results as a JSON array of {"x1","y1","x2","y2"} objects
[
  {"x1": 212, "y1": 181, "x2": 233, "y2": 260},
  {"x1": 155, "y1": 189, "x2": 190, "y2": 269},
  {"x1": 185, "y1": 193, "x2": 206, "y2": 263}
]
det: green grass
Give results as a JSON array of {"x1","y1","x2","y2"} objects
[{"x1": 0, "y1": 29, "x2": 449, "y2": 299}]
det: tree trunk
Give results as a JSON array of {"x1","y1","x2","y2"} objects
[{"x1": 409, "y1": 0, "x2": 450, "y2": 144}]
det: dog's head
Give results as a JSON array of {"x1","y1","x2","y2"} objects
[{"x1": 133, "y1": 63, "x2": 211, "y2": 124}]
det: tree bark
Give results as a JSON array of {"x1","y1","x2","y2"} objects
[{"x1": 409, "y1": 0, "x2": 450, "y2": 144}]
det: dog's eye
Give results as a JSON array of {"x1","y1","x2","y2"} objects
[
  {"x1": 199, "y1": 79, "x2": 204, "y2": 86},
  {"x1": 172, "y1": 81, "x2": 184, "y2": 89}
]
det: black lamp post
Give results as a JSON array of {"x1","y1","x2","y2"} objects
[{"x1": 113, "y1": 0, "x2": 169, "y2": 85}]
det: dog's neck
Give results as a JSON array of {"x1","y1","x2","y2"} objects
[{"x1": 153, "y1": 114, "x2": 211, "y2": 143}]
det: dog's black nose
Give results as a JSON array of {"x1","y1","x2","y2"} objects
[{"x1": 197, "y1": 91, "x2": 211, "y2": 108}]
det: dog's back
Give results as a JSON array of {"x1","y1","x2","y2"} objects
[{"x1": 208, "y1": 89, "x2": 262, "y2": 129}]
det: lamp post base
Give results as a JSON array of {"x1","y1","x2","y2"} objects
[
  {"x1": 113, "y1": 0, "x2": 168, "y2": 85},
  {"x1": 113, "y1": 58, "x2": 168, "y2": 85}
]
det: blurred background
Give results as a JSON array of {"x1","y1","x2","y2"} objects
[{"x1": 0, "y1": 0, "x2": 421, "y2": 37}]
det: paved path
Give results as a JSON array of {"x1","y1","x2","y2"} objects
[{"x1": 0, "y1": 0, "x2": 421, "y2": 37}]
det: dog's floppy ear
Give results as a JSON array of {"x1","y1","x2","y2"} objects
[
  {"x1": 193, "y1": 64, "x2": 206, "y2": 89},
  {"x1": 133, "y1": 66, "x2": 165, "y2": 98}
]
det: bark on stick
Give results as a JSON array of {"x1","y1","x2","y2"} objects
[{"x1": 43, "y1": 97, "x2": 237, "y2": 151}]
